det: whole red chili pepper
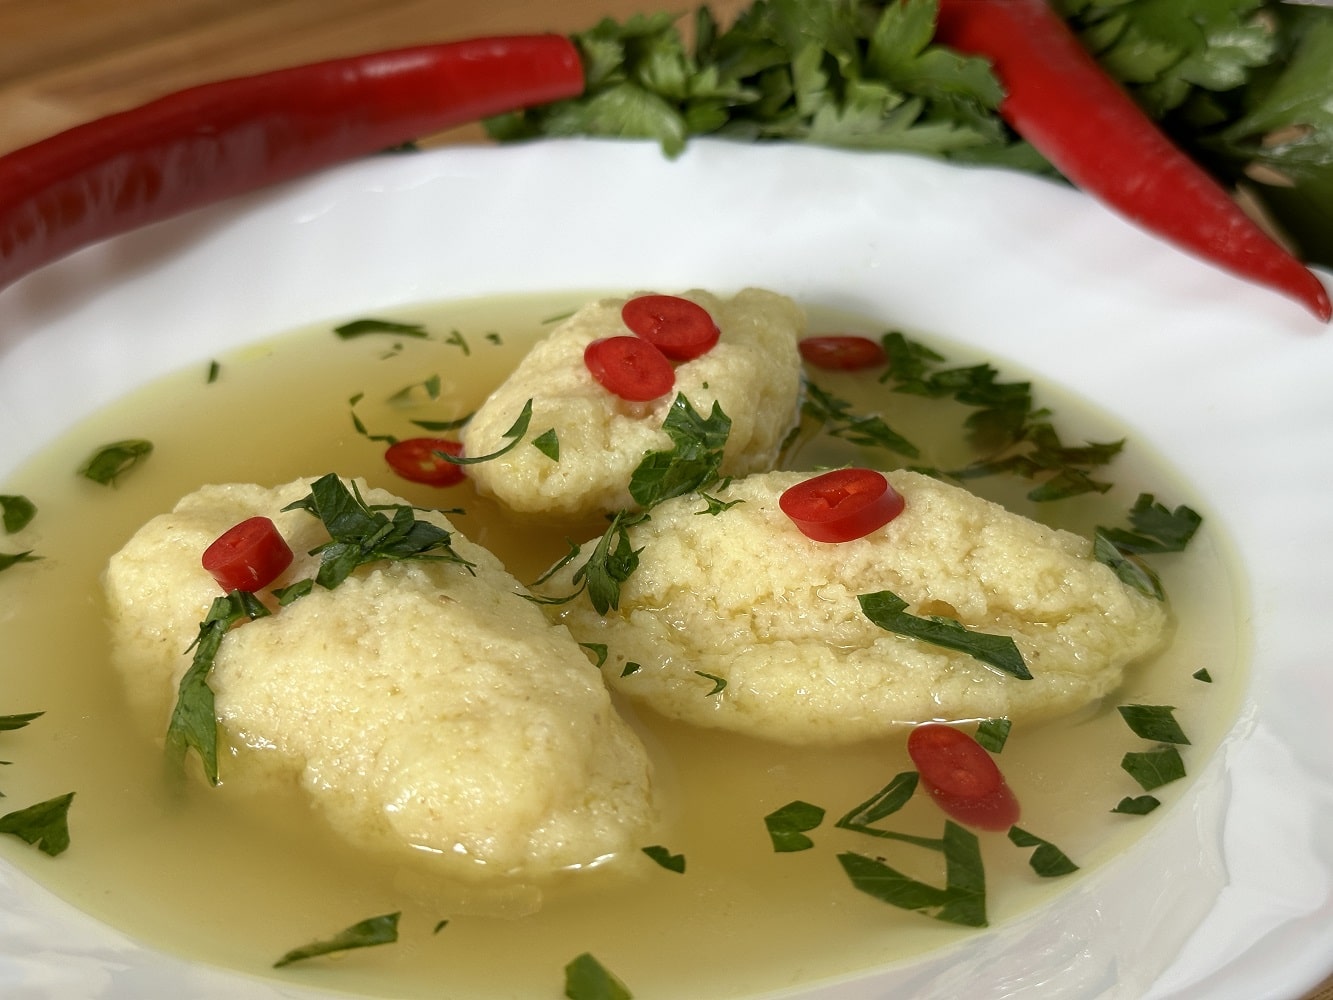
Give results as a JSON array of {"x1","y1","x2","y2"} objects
[
  {"x1": 935, "y1": 0, "x2": 1331, "y2": 322},
  {"x1": 0, "y1": 35, "x2": 584, "y2": 295}
]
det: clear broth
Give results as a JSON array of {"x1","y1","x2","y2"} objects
[{"x1": 0, "y1": 293, "x2": 1246, "y2": 998}]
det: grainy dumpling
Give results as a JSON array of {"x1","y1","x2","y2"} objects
[
  {"x1": 540, "y1": 470, "x2": 1169, "y2": 745},
  {"x1": 460, "y1": 288, "x2": 804, "y2": 518},
  {"x1": 104, "y1": 477, "x2": 656, "y2": 880}
]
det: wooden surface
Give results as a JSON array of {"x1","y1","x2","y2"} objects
[{"x1": 0, "y1": 2, "x2": 1330, "y2": 997}]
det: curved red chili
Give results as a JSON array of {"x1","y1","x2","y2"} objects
[
  {"x1": 0, "y1": 35, "x2": 584, "y2": 294},
  {"x1": 935, "y1": 0, "x2": 1331, "y2": 322}
]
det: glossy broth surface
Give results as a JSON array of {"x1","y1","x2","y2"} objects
[{"x1": 0, "y1": 293, "x2": 1246, "y2": 998}]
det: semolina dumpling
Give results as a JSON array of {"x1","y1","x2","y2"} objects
[
  {"x1": 103, "y1": 477, "x2": 656, "y2": 880},
  {"x1": 540, "y1": 469, "x2": 1169, "y2": 745},
  {"x1": 460, "y1": 288, "x2": 804, "y2": 518}
]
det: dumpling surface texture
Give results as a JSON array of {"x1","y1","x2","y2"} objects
[
  {"x1": 104, "y1": 478, "x2": 655, "y2": 879},
  {"x1": 543, "y1": 470, "x2": 1169, "y2": 744}
]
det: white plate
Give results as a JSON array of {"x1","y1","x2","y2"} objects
[{"x1": 0, "y1": 140, "x2": 1330, "y2": 999}]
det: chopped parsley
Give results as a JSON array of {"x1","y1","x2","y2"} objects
[
  {"x1": 838, "y1": 820, "x2": 988, "y2": 928},
  {"x1": 858, "y1": 590, "x2": 1030, "y2": 679},
  {"x1": 1117, "y1": 704, "x2": 1191, "y2": 745},
  {"x1": 0, "y1": 792, "x2": 75, "y2": 857},
  {"x1": 532, "y1": 428, "x2": 561, "y2": 461},
  {"x1": 282, "y1": 474, "x2": 474, "y2": 591},
  {"x1": 0, "y1": 711, "x2": 44, "y2": 732},
  {"x1": 77, "y1": 439, "x2": 153, "y2": 485},
  {"x1": 165, "y1": 591, "x2": 270, "y2": 785},
  {"x1": 974, "y1": 718, "x2": 1012, "y2": 753},
  {"x1": 641, "y1": 844, "x2": 686, "y2": 873},
  {"x1": 1095, "y1": 494, "x2": 1203, "y2": 599},
  {"x1": 273, "y1": 911, "x2": 401, "y2": 968},
  {"x1": 1007, "y1": 826, "x2": 1079, "y2": 878},
  {"x1": 0, "y1": 551, "x2": 39, "y2": 573},
  {"x1": 333, "y1": 318, "x2": 428, "y2": 339},
  {"x1": 835, "y1": 772, "x2": 918, "y2": 835},
  {"x1": 694, "y1": 671, "x2": 727, "y2": 695},
  {"x1": 564, "y1": 952, "x2": 633, "y2": 1000},
  {"x1": 1, "y1": 494, "x2": 36, "y2": 533},
  {"x1": 763, "y1": 800, "x2": 826, "y2": 852},
  {"x1": 1121, "y1": 746, "x2": 1187, "y2": 792},
  {"x1": 1111, "y1": 795, "x2": 1161, "y2": 816}
]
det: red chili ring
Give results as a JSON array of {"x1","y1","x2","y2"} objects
[
  {"x1": 778, "y1": 468, "x2": 905, "y2": 543},
  {"x1": 621, "y1": 294, "x2": 721, "y2": 361}
]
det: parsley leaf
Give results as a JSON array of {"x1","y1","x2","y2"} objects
[
  {"x1": 858, "y1": 590, "x2": 1031, "y2": 679},
  {"x1": 835, "y1": 771, "x2": 919, "y2": 835},
  {"x1": 273, "y1": 911, "x2": 401, "y2": 968},
  {"x1": 333, "y1": 318, "x2": 427, "y2": 339},
  {"x1": 282, "y1": 475, "x2": 474, "y2": 591},
  {"x1": 0, "y1": 711, "x2": 43, "y2": 731},
  {"x1": 573, "y1": 510, "x2": 647, "y2": 615},
  {"x1": 628, "y1": 395, "x2": 731, "y2": 508},
  {"x1": 1121, "y1": 746, "x2": 1187, "y2": 791},
  {"x1": 694, "y1": 671, "x2": 727, "y2": 695},
  {"x1": 430, "y1": 399, "x2": 534, "y2": 466},
  {"x1": 641, "y1": 844, "x2": 686, "y2": 872},
  {"x1": 838, "y1": 820, "x2": 987, "y2": 927},
  {"x1": 1112, "y1": 794, "x2": 1161, "y2": 815},
  {"x1": 166, "y1": 591, "x2": 270, "y2": 785},
  {"x1": 77, "y1": 439, "x2": 152, "y2": 485},
  {"x1": 1007, "y1": 826, "x2": 1079, "y2": 877},
  {"x1": 564, "y1": 952, "x2": 634, "y2": 1000},
  {"x1": 1118, "y1": 704, "x2": 1191, "y2": 744},
  {"x1": 532, "y1": 428, "x2": 561, "y2": 461},
  {"x1": 0, "y1": 495, "x2": 36, "y2": 534},
  {"x1": 974, "y1": 717, "x2": 1012, "y2": 753},
  {"x1": 0, "y1": 551, "x2": 40, "y2": 573},
  {"x1": 764, "y1": 800, "x2": 826, "y2": 852},
  {"x1": 802, "y1": 381, "x2": 919, "y2": 459},
  {"x1": 0, "y1": 792, "x2": 74, "y2": 856},
  {"x1": 1095, "y1": 494, "x2": 1202, "y2": 599}
]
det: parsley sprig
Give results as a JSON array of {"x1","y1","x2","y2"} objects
[
  {"x1": 282, "y1": 474, "x2": 474, "y2": 591},
  {"x1": 553, "y1": 394, "x2": 733, "y2": 614}
]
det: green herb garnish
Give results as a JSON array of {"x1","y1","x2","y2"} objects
[
  {"x1": 0, "y1": 792, "x2": 74, "y2": 857},
  {"x1": 333, "y1": 318, "x2": 427, "y2": 339},
  {"x1": 764, "y1": 800, "x2": 826, "y2": 852},
  {"x1": 0, "y1": 711, "x2": 43, "y2": 732},
  {"x1": 835, "y1": 771, "x2": 918, "y2": 834},
  {"x1": 273, "y1": 911, "x2": 401, "y2": 968},
  {"x1": 1095, "y1": 494, "x2": 1202, "y2": 599},
  {"x1": 165, "y1": 590, "x2": 270, "y2": 784},
  {"x1": 0, "y1": 551, "x2": 39, "y2": 573},
  {"x1": 1007, "y1": 826, "x2": 1079, "y2": 878},
  {"x1": 695, "y1": 671, "x2": 727, "y2": 695},
  {"x1": 974, "y1": 718, "x2": 1012, "y2": 753},
  {"x1": 77, "y1": 439, "x2": 153, "y2": 485},
  {"x1": 802, "y1": 381, "x2": 919, "y2": 459},
  {"x1": 1192, "y1": 668, "x2": 1213, "y2": 683},
  {"x1": 1117, "y1": 704, "x2": 1190, "y2": 745},
  {"x1": 206, "y1": 360, "x2": 221, "y2": 383},
  {"x1": 1, "y1": 495, "x2": 36, "y2": 533},
  {"x1": 1111, "y1": 795, "x2": 1161, "y2": 816},
  {"x1": 532, "y1": 428, "x2": 561, "y2": 461},
  {"x1": 564, "y1": 952, "x2": 633, "y2": 1000},
  {"x1": 430, "y1": 400, "x2": 533, "y2": 466},
  {"x1": 282, "y1": 474, "x2": 474, "y2": 591},
  {"x1": 627, "y1": 395, "x2": 730, "y2": 508},
  {"x1": 858, "y1": 591, "x2": 1030, "y2": 679},
  {"x1": 641, "y1": 844, "x2": 686, "y2": 872},
  {"x1": 1121, "y1": 746, "x2": 1187, "y2": 792},
  {"x1": 838, "y1": 820, "x2": 987, "y2": 928}
]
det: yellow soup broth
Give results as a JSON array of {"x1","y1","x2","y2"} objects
[{"x1": 0, "y1": 293, "x2": 1246, "y2": 999}]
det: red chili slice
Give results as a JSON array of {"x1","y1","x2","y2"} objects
[
  {"x1": 907, "y1": 723, "x2": 1020, "y2": 831},
  {"x1": 384, "y1": 438, "x2": 466, "y2": 487},
  {"x1": 584, "y1": 336, "x2": 675, "y2": 402},
  {"x1": 621, "y1": 294, "x2": 721, "y2": 361},
  {"x1": 778, "y1": 468, "x2": 905, "y2": 543},
  {"x1": 201, "y1": 516, "x2": 294, "y2": 593},
  {"x1": 798, "y1": 335, "x2": 886, "y2": 371}
]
